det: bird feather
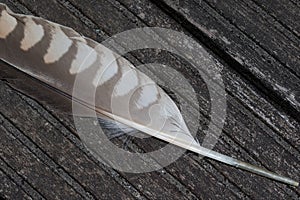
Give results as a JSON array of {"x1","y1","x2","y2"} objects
[{"x1": 0, "y1": 3, "x2": 298, "y2": 186}]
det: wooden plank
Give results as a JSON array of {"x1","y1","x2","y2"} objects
[
  {"x1": 0, "y1": 169, "x2": 32, "y2": 200},
  {"x1": 251, "y1": 0, "x2": 300, "y2": 37},
  {"x1": 0, "y1": 157, "x2": 45, "y2": 199},
  {"x1": 151, "y1": 0, "x2": 300, "y2": 121},
  {"x1": 0, "y1": 119, "x2": 82, "y2": 199},
  {"x1": 0, "y1": 82, "x2": 138, "y2": 199},
  {"x1": 204, "y1": 0, "x2": 300, "y2": 79},
  {"x1": 116, "y1": 0, "x2": 300, "y2": 153}
]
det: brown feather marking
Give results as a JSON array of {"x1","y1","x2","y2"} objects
[
  {"x1": 20, "y1": 17, "x2": 44, "y2": 51},
  {"x1": 69, "y1": 41, "x2": 98, "y2": 74},
  {"x1": 0, "y1": 9, "x2": 17, "y2": 39},
  {"x1": 43, "y1": 26, "x2": 72, "y2": 64}
]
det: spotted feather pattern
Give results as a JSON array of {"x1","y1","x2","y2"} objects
[{"x1": 0, "y1": 3, "x2": 197, "y2": 146}]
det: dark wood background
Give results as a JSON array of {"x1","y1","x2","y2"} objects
[{"x1": 0, "y1": 0, "x2": 299, "y2": 199}]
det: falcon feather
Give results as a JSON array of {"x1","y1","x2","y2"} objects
[{"x1": 0, "y1": 3, "x2": 298, "y2": 186}]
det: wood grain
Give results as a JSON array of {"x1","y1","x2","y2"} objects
[{"x1": 0, "y1": 0, "x2": 299, "y2": 199}]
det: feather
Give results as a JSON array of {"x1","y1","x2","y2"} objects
[{"x1": 0, "y1": 3, "x2": 298, "y2": 186}]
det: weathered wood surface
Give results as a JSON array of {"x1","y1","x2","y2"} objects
[{"x1": 0, "y1": 0, "x2": 299, "y2": 199}]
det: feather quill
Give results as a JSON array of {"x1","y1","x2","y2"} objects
[{"x1": 0, "y1": 3, "x2": 298, "y2": 186}]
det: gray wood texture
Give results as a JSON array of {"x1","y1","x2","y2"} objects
[{"x1": 0, "y1": 0, "x2": 299, "y2": 199}]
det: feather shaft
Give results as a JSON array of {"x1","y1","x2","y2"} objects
[{"x1": 98, "y1": 108, "x2": 299, "y2": 186}]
